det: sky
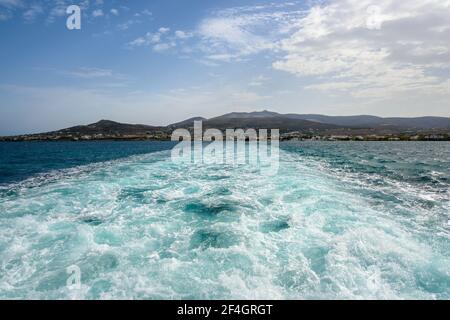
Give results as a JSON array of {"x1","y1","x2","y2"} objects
[{"x1": 0, "y1": 0, "x2": 450, "y2": 135}]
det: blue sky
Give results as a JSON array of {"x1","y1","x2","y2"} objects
[{"x1": 1, "y1": 0, "x2": 450, "y2": 135}]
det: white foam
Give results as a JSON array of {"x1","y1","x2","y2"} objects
[{"x1": 0, "y1": 148, "x2": 449, "y2": 299}]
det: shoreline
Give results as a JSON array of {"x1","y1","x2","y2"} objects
[{"x1": 1, "y1": 138, "x2": 450, "y2": 142}]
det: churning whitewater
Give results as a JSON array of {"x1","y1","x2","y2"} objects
[{"x1": 0, "y1": 142, "x2": 449, "y2": 299}]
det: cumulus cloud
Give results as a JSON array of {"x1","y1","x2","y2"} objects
[
  {"x1": 184, "y1": 0, "x2": 450, "y2": 101},
  {"x1": 272, "y1": 0, "x2": 450, "y2": 98},
  {"x1": 158, "y1": 27, "x2": 170, "y2": 34},
  {"x1": 175, "y1": 30, "x2": 193, "y2": 39},
  {"x1": 128, "y1": 27, "x2": 175, "y2": 51}
]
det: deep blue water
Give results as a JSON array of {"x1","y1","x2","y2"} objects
[
  {"x1": 0, "y1": 141, "x2": 176, "y2": 185},
  {"x1": 0, "y1": 141, "x2": 449, "y2": 299}
]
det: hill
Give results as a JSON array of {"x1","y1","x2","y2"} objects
[
  {"x1": 283, "y1": 114, "x2": 450, "y2": 129},
  {"x1": 1, "y1": 111, "x2": 450, "y2": 141},
  {"x1": 49, "y1": 119, "x2": 165, "y2": 136}
]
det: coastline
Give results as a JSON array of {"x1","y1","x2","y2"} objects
[{"x1": 1, "y1": 136, "x2": 449, "y2": 142}]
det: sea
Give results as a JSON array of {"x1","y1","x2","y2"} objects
[{"x1": 0, "y1": 141, "x2": 449, "y2": 299}]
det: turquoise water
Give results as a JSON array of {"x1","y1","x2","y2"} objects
[{"x1": 0, "y1": 141, "x2": 449, "y2": 299}]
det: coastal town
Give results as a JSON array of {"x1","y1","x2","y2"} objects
[
  {"x1": 1, "y1": 131, "x2": 449, "y2": 142},
  {"x1": 280, "y1": 132, "x2": 450, "y2": 141}
]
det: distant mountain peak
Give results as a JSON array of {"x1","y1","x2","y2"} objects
[
  {"x1": 90, "y1": 119, "x2": 119, "y2": 126},
  {"x1": 218, "y1": 110, "x2": 281, "y2": 119},
  {"x1": 168, "y1": 117, "x2": 207, "y2": 128}
]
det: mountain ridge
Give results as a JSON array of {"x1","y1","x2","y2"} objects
[{"x1": 2, "y1": 110, "x2": 450, "y2": 141}]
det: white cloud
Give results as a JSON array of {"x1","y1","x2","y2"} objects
[
  {"x1": 184, "y1": 0, "x2": 450, "y2": 102},
  {"x1": 206, "y1": 53, "x2": 242, "y2": 62},
  {"x1": 136, "y1": 9, "x2": 152, "y2": 17},
  {"x1": 128, "y1": 37, "x2": 146, "y2": 47},
  {"x1": 153, "y1": 42, "x2": 175, "y2": 52},
  {"x1": 198, "y1": 15, "x2": 275, "y2": 59},
  {"x1": 175, "y1": 30, "x2": 193, "y2": 39},
  {"x1": 0, "y1": 0, "x2": 22, "y2": 8},
  {"x1": 65, "y1": 67, "x2": 115, "y2": 79},
  {"x1": 0, "y1": 0, "x2": 86, "y2": 24},
  {"x1": 45, "y1": 0, "x2": 90, "y2": 24},
  {"x1": 3, "y1": 0, "x2": 450, "y2": 118},
  {"x1": 195, "y1": 3, "x2": 307, "y2": 62},
  {"x1": 110, "y1": 8, "x2": 119, "y2": 16},
  {"x1": 128, "y1": 32, "x2": 160, "y2": 47},
  {"x1": 92, "y1": 9, "x2": 103, "y2": 17},
  {"x1": 272, "y1": 0, "x2": 450, "y2": 99},
  {"x1": 23, "y1": 4, "x2": 43, "y2": 22},
  {"x1": 158, "y1": 27, "x2": 170, "y2": 34},
  {"x1": 47, "y1": 1, "x2": 69, "y2": 23},
  {"x1": 128, "y1": 27, "x2": 173, "y2": 49},
  {"x1": 126, "y1": 4, "x2": 304, "y2": 60}
]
